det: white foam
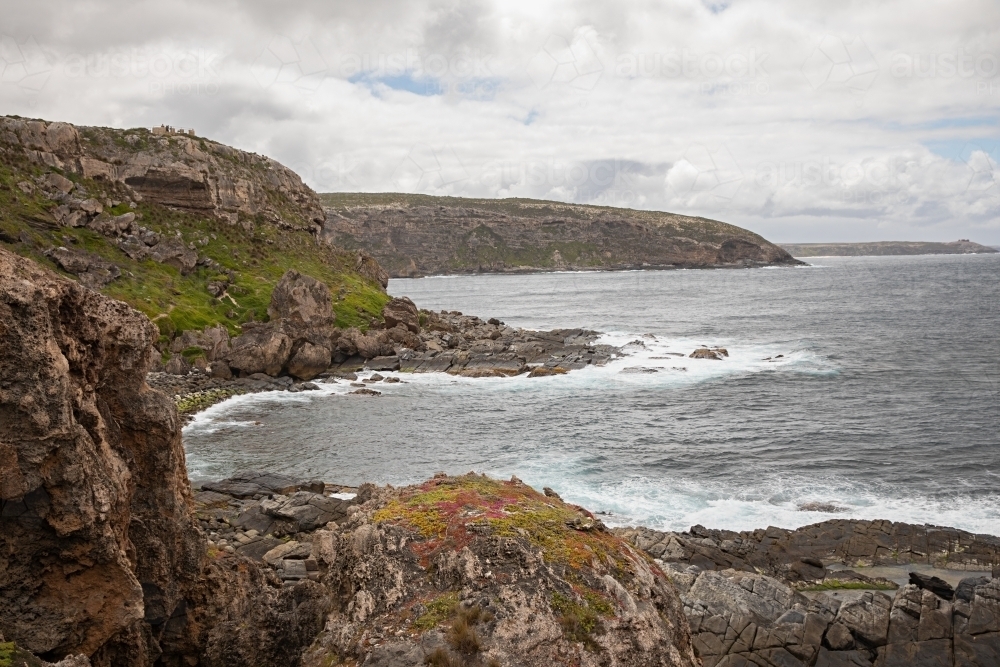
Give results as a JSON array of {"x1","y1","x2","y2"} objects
[{"x1": 505, "y1": 469, "x2": 1000, "y2": 535}]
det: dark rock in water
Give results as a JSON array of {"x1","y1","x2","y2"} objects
[
  {"x1": 350, "y1": 387, "x2": 381, "y2": 396},
  {"x1": 799, "y1": 502, "x2": 849, "y2": 513},
  {"x1": 382, "y1": 296, "x2": 420, "y2": 333},
  {"x1": 689, "y1": 348, "x2": 723, "y2": 360},
  {"x1": 528, "y1": 365, "x2": 567, "y2": 378},
  {"x1": 909, "y1": 572, "x2": 954, "y2": 600},
  {"x1": 621, "y1": 366, "x2": 659, "y2": 374},
  {"x1": 202, "y1": 471, "x2": 303, "y2": 498}
]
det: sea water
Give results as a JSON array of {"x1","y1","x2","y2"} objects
[{"x1": 183, "y1": 254, "x2": 1000, "y2": 535}]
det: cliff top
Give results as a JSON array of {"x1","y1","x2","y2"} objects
[{"x1": 0, "y1": 116, "x2": 390, "y2": 342}]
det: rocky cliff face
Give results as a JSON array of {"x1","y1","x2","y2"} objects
[
  {"x1": 1, "y1": 117, "x2": 323, "y2": 232},
  {"x1": 0, "y1": 247, "x2": 331, "y2": 665},
  {"x1": 321, "y1": 193, "x2": 802, "y2": 277}
]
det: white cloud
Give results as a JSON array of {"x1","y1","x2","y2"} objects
[{"x1": 1, "y1": 0, "x2": 998, "y2": 242}]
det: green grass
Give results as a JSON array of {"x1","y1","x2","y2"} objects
[
  {"x1": 413, "y1": 592, "x2": 460, "y2": 630},
  {"x1": 0, "y1": 154, "x2": 389, "y2": 341},
  {"x1": 799, "y1": 580, "x2": 897, "y2": 591},
  {"x1": 550, "y1": 592, "x2": 603, "y2": 650}
]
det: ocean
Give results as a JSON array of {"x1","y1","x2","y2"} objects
[{"x1": 183, "y1": 254, "x2": 1000, "y2": 535}]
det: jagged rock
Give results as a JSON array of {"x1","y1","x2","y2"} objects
[
  {"x1": 909, "y1": 572, "x2": 955, "y2": 600},
  {"x1": 382, "y1": 296, "x2": 420, "y2": 333},
  {"x1": 268, "y1": 270, "x2": 334, "y2": 327},
  {"x1": 300, "y1": 474, "x2": 699, "y2": 667},
  {"x1": 836, "y1": 592, "x2": 892, "y2": 647},
  {"x1": 0, "y1": 246, "x2": 197, "y2": 659},
  {"x1": 690, "y1": 348, "x2": 724, "y2": 360}
]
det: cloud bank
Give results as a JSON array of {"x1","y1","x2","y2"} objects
[{"x1": 2, "y1": 0, "x2": 998, "y2": 242}]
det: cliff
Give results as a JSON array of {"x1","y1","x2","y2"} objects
[
  {"x1": 780, "y1": 240, "x2": 999, "y2": 257},
  {"x1": 321, "y1": 193, "x2": 803, "y2": 277},
  {"x1": 0, "y1": 116, "x2": 390, "y2": 343}
]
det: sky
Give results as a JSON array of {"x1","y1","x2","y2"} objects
[{"x1": 1, "y1": 0, "x2": 998, "y2": 244}]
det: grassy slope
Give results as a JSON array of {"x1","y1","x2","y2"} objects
[{"x1": 0, "y1": 146, "x2": 389, "y2": 341}]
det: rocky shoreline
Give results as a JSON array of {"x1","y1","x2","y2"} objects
[{"x1": 3, "y1": 246, "x2": 999, "y2": 667}]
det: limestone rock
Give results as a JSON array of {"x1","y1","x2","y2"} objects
[
  {"x1": 227, "y1": 323, "x2": 292, "y2": 376},
  {"x1": 268, "y1": 270, "x2": 334, "y2": 327},
  {"x1": 382, "y1": 296, "x2": 420, "y2": 333},
  {"x1": 0, "y1": 246, "x2": 196, "y2": 659},
  {"x1": 287, "y1": 342, "x2": 331, "y2": 381},
  {"x1": 354, "y1": 250, "x2": 389, "y2": 289},
  {"x1": 149, "y1": 236, "x2": 198, "y2": 274}
]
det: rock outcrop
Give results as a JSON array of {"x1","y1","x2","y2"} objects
[
  {"x1": 0, "y1": 117, "x2": 324, "y2": 233},
  {"x1": 616, "y1": 520, "x2": 1000, "y2": 666},
  {"x1": 322, "y1": 193, "x2": 803, "y2": 277},
  {"x1": 616, "y1": 520, "x2": 1000, "y2": 580}
]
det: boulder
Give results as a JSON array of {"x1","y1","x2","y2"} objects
[
  {"x1": 690, "y1": 348, "x2": 724, "y2": 360},
  {"x1": 47, "y1": 247, "x2": 121, "y2": 288},
  {"x1": 149, "y1": 236, "x2": 198, "y2": 274},
  {"x1": 355, "y1": 251, "x2": 388, "y2": 289},
  {"x1": 227, "y1": 323, "x2": 292, "y2": 376},
  {"x1": 836, "y1": 592, "x2": 892, "y2": 647},
  {"x1": 208, "y1": 360, "x2": 233, "y2": 379},
  {"x1": 43, "y1": 171, "x2": 74, "y2": 193},
  {"x1": 382, "y1": 296, "x2": 420, "y2": 333},
  {"x1": 267, "y1": 270, "x2": 333, "y2": 327},
  {"x1": 909, "y1": 572, "x2": 955, "y2": 601},
  {"x1": 287, "y1": 342, "x2": 331, "y2": 381}
]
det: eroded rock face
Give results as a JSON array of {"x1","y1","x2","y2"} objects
[
  {"x1": 0, "y1": 117, "x2": 324, "y2": 233},
  {"x1": 0, "y1": 249, "x2": 336, "y2": 666},
  {"x1": 0, "y1": 246, "x2": 198, "y2": 660}
]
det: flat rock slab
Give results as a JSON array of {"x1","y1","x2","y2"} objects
[
  {"x1": 235, "y1": 536, "x2": 282, "y2": 561},
  {"x1": 202, "y1": 471, "x2": 302, "y2": 498}
]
